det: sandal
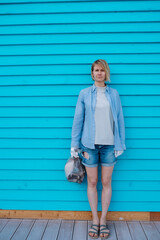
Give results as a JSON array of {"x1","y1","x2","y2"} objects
[
  {"x1": 88, "y1": 224, "x2": 99, "y2": 239},
  {"x1": 99, "y1": 224, "x2": 110, "y2": 239}
]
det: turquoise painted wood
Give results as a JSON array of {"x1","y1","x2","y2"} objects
[{"x1": 0, "y1": 0, "x2": 160, "y2": 212}]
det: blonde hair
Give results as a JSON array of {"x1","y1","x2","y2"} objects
[{"x1": 91, "y1": 59, "x2": 110, "y2": 82}]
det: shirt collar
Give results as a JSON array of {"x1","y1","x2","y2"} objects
[{"x1": 91, "y1": 83, "x2": 109, "y2": 92}]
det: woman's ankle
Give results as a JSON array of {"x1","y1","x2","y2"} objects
[
  {"x1": 92, "y1": 216, "x2": 100, "y2": 224},
  {"x1": 100, "y1": 216, "x2": 106, "y2": 224}
]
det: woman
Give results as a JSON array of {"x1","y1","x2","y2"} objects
[{"x1": 71, "y1": 59, "x2": 126, "y2": 239}]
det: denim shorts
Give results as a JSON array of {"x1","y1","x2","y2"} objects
[{"x1": 78, "y1": 142, "x2": 117, "y2": 168}]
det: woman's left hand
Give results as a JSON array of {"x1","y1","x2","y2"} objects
[{"x1": 114, "y1": 150, "x2": 124, "y2": 158}]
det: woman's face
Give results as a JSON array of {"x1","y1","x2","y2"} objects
[{"x1": 92, "y1": 64, "x2": 106, "y2": 83}]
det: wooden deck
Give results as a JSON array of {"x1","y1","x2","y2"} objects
[{"x1": 0, "y1": 219, "x2": 160, "y2": 240}]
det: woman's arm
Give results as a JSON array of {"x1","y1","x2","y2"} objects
[{"x1": 71, "y1": 90, "x2": 85, "y2": 149}]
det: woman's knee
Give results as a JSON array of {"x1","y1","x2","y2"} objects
[
  {"x1": 101, "y1": 177, "x2": 112, "y2": 187},
  {"x1": 85, "y1": 165, "x2": 98, "y2": 188},
  {"x1": 87, "y1": 177, "x2": 98, "y2": 188}
]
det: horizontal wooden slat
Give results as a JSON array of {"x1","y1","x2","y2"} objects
[
  {"x1": 0, "y1": 43, "x2": 160, "y2": 55},
  {"x1": 1, "y1": 54, "x2": 160, "y2": 66},
  {"x1": 0, "y1": 170, "x2": 159, "y2": 180},
  {"x1": 0, "y1": 75, "x2": 159, "y2": 85},
  {"x1": 0, "y1": 117, "x2": 159, "y2": 128},
  {"x1": 0, "y1": 0, "x2": 158, "y2": 3},
  {"x1": 0, "y1": 210, "x2": 151, "y2": 221},
  {"x1": 0, "y1": 139, "x2": 159, "y2": 148},
  {"x1": 0, "y1": 180, "x2": 159, "y2": 191},
  {"x1": 0, "y1": 0, "x2": 100, "y2": 2},
  {"x1": 0, "y1": 159, "x2": 159, "y2": 171},
  {"x1": 0, "y1": 85, "x2": 160, "y2": 96},
  {"x1": 1, "y1": 22, "x2": 160, "y2": 35},
  {"x1": 0, "y1": 127, "x2": 159, "y2": 138},
  {"x1": 0, "y1": 33, "x2": 159, "y2": 45},
  {"x1": 0, "y1": 1, "x2": 160, "y2": 14},
  {"x1": 0, "y1": 117, "x2": 74, "y2": 127},
  {"x1": 0, "y1": 107, "x2": 159, "y2": 117},
  {"x1": 0, "y1": 53, "x2": 160, "y2": 65},
  {"x1": 0, "y1": 96, "x2": 159, "y2": 107},
  {"x1": 0, "y1": 65, "x2": 160, "y2": 75},
  {"x1": 1, "y1": 12, "x2": 160, "y2": 26},
  {"x1": 0, "y1": 148, "x2": 160, "y2": 159},
  {"x1": 0, "y1": 201, "x2": 159, "y2": 211},
  {"x1": 0, "y1": 189, "x2": 159, "y2": 201}
]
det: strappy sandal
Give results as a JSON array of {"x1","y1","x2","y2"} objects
[
  {"x1": 88, "y1": 224, "x2": 99, "y2": 239},
  {"x1": 99, "y1": 224, "x2": 110, "y2": 239}
]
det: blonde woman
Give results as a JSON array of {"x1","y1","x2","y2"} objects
[{"x1": 71, "y1": 59, "x2": 126, "y2": 239}]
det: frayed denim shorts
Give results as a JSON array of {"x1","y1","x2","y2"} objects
[{"x1": 78, "y1": 142, "x2": 117, "y2": 168}]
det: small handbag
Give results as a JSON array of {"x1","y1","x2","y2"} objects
[{"x1": 64, "y1": 151, "x2": 86, "y2": 184}]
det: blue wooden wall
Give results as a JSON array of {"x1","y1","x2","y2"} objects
[{"x1": 0, "y1": 0, "x2": 160, "y2": 212}]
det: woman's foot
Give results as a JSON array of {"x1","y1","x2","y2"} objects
[
  {"x1": 88, "y1": 219, "x2": 100, "y2": 239},
  {"x1": 100, "y1": 217, "x2": 110, "y2": 239}
]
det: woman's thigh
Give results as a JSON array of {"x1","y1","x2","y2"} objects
[
  {"x1": 85, "y1": 166, "x2": 98, "y2": 184},
  {"x1": 101, "y1": 165, "x2": 114, "y2": 184}
]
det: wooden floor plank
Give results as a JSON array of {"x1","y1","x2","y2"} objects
[
  {"x1": 127, "y1": 221, "x2": 147, "y2": 240},
  {"x1": 0, "y1": 219, "x2": 22, "y2": 240},
  {"x1": 154, "y1": 221, "x2": 160, "y2": 233},
  {"x1": 72, "y1": 220, "x2": 87, "y2": 240},
  {"x1": 11, "y1": 219, "x2": 35, "y2": 240},
  {"x1": 106, "y1": 221, "x2": 117, "y2": 240},
  {"x1": 42, "y1": 219, "x2": 61, "y2": 240},
  {"x1": 57, "y1": 220, "x2": 74, "y2": 240},
  {"x1": 26, "y1": 219, "x2": 48, "y2": 240},
  {"x1": 141, "y1": 221, "x2": 160, "y2": 240},
  {"x1": 0, "y1": 218, "x2": 159, "y2": 240},
  {"x1": 114, "y1": 221, "x2": 132, "y2": 240},
  {"x1": 0, "y1": 219, "x2": 9, "y2": 232}
]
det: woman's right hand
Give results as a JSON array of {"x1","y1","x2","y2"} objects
[{"x1": 71, "y1": 147, "x2": 79, "y2": 158}]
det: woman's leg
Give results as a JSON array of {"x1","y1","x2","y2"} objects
[
  {"x1": 100, "y1": 165, "x2": 114, "y2": 238},
  {"x1": 85, "y1": 164, "x2": 99, "y2": 238}
]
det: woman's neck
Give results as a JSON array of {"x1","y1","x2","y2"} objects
[{"x1": 94, "y1": 81, "x2": 106, "y2": 87}]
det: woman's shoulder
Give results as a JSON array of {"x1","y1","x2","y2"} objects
[{"x1": 108, "y1": 86, "x2": 119, "y2": 95}]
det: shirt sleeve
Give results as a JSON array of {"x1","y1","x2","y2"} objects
[
  {"x1": 116, "y1": 91, "x2": 126, "y2": 150},
  {"x1": 71, "y1": 90, "x2": 85, "y2": 148}
]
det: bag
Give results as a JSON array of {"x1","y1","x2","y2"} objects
[{"x1": 64, "y1": 151, "x2": 85, "y2": 184}]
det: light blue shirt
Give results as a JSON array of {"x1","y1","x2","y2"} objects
[{"x1": 71, "y1": 83, "x2": 126, "y2": 151}]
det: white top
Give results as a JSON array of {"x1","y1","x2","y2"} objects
[{"x1": 94, "y1": 86, "x2": 114, "y2": 145}]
